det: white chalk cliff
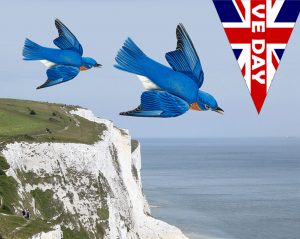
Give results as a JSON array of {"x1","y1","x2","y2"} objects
[{"x1": 2, "y1": 108, "x2": 189, "y2": 239}]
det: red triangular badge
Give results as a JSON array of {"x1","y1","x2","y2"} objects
[{"x1": 213, "y1": 0, "x2": 299, "y2": 113}]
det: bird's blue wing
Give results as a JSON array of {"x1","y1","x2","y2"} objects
[
  {"x1": 165, "y1": 23, "x2": 204, "y2": 88},
  {"x1": 37, "y1": 65, "x2": 80, "y2": 89},
  {"x1": 53, "y1": 19, "x2": 83, "y2": 55},
  {"x1": 120, "y1": 90, "x2": 189, "y2": 117}
]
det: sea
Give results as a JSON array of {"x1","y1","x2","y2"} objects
[{"x1": 139, "y1": 138, "x2": 300, "y2": 239}]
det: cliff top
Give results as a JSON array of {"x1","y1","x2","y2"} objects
[
  {"x1": 0, "y1": 99, "x2": 108, "y2": 238},
  {"x1": 0, "y1": 98, "x2": 107, "y2": 145}
]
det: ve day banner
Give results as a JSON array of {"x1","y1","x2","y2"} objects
[{"x1": 213, "y1": 0, "x2": 300, "y2": 113}]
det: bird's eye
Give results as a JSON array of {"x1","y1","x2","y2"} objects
[{"x1": 204, "y1": 104, "x2": 210, "y2": 110}]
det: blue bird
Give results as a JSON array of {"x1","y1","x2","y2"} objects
[
  {"x1": 22, "y1": 19, "x2": 102, "y2": 89},
  {"x1": 114, "y1": 24, "x2": 223, "y2": 117}
]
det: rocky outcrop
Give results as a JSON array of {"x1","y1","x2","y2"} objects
[{"x1": 2, "y1": 108, "x2": 188, "y2": 239}]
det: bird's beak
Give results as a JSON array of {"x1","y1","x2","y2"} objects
[
  {"x1": 95, "y1": 63, "x2": 102, "y2": 68},
  {"x1": 213, "y1": 107, "x2": 224, "y2": 115}
]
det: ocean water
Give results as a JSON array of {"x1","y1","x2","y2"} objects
[{"x1": 139, "y1": 138, "x2": 300, "y2": 239}]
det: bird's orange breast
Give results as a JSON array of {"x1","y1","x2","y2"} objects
[
  {"x1": 80, "y1": 66, "x2": 89, "y2": 71},
  {"x1": 189, "y1": 102, "x2": 202, "y2": 111}
]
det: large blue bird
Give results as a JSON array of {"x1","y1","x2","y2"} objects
[
  {"x1": 22, "y1": 19, "x2": 102, "y2": 89},
  {"x1": 115, "y1": 24, "x2": 223, "y2": 117}
]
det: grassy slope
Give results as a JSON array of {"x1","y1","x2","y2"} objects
[
  {"x1": 0, "y1": 155, "x2": 19, "y2": 215},
  {"x1": 0, "y1": 98, "x2": 108, "y2": 239},
  {"x1": 0, "y1": 214, "x2": 53, "y2": 239},
  {"x1": 0, "y1": 156, "x2": 53, "y2": 239},
  {"x1": 0, "y1": 98, "x2": 107, "y2": 145}
]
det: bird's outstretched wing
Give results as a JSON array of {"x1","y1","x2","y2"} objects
[
  {"x1": 37, "y1": 65, "x2": 80, "y2": 89},
  {"x1": 120, "y1": 90, "x2": 189, "y2": 117},
  {"x1": 53, "y1": 19, "x2": 83, "y2": 55},
  {"x1": 165, "y1": 23, "x2": 204, "y2": 88}
]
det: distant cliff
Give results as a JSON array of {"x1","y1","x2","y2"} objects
[{"x1": 0, "y1": 99, "x2": 188, "y2": 239}]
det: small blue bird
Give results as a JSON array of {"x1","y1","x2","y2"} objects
[
  {"x1": 115, "y1": 24, "x2": 223, "y2": 117},
  {"x1": 22, "y1": 19, "x2": 102, "y2": 89}
]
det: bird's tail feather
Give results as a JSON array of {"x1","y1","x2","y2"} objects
[
  {"x1": 114, "y1": 38, "x2": 147, "y2": 76},
  {"x1": 22, "y1": 38, "x2": 44, "y2": 60}
]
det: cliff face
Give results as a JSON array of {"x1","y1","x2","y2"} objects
[{"x1": 0, "y1": 107, "x2": 188, "y2": 239}]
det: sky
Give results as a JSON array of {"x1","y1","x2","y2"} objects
[{"x1": 0, "y1": 0, "x2": 299, "y2": 138}]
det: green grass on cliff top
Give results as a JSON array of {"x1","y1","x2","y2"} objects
[
  {"x1": 0, "y1": 99, "x2": 109, "y2": 238},
  {"x1": 0, "y1": 98, "x2": 107, "y2": 145},
  {"x1": 0, "y1": 214, "x2": 52, "y2": 239}
]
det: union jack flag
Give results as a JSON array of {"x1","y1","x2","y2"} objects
[{"x1": 213, "y1": 0, "x2": 300, "y2": 113}]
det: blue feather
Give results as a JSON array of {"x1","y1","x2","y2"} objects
[
  {"x1": 47, "y1": 65, "x2": 79, "y2": 81},
  {"x1": 114, "y1": 38, "x2": 147, "y2": 76},
  {"x1": 37, "y1": 65, "x2": 80, "y2": 89},
  {"x1": 165, "y1": 50, "x2": 192, "y2": 76},
  {"x1": 165, "y1": 23, "x2": 204, "y2": 88},
  {"x1": 37, "y1": 79, "x2": 64, "y2": 89},
  {"x1": 53, "y1": 19, "x2": 83, "y2": 55},
  {"x1": 120, "y1": 91, "x2": 189, "y2": 117},
  {"x1": 53, "y1": 37, "x2": 72, "y2": 51},
  {"x1": 22, "y1": 38, "x2": 45, "y2": 60}
]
